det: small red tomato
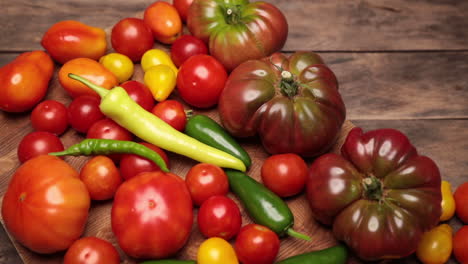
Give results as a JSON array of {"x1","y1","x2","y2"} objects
[
  {"x1": 68, "y1": 96, "x2": 104, "y2": 133},
  {"x1": 121, "y1": 80, "x2": 155, "y2": 111},
  {"x1": 111, "y1": 17, "x2": 154, "y2": 62},
  {"x1": 17, "y1": 131, "x2": 64, "y2": 163},
  {"x1": 171, "y1": 35, "x2": 208, "y2": 67},
  {"x1": 86, "y1": 118, "x2": 133, "y2": 141},
  {"x1": 151, "y1": 100, "x2": 187, "y2": 131},
  {"x1": 173, "y1": 0, "x2": 194, "y2": 23},
  {"x1": 177, "y1": 54, "x2": 227, "y2": 108},
  {"x1": 144, "y1": 1, "x2": 182, "y2": 44},
  {"x1": 453, "y1": 226, "x2": 468, "y2": 263},
  {"x1": 119, "y1": 142, "x2": 170, "y2": 180},
  {"x1": 455, "y1": 182, "x2": 468, "y2": 224},
  {"x1": 80, "y1": 156, "x2": 122, "y2": 200},
  {"x1": 261, "y1": 153, "x2": 308, "y2": 197},
  {"x1": 235, "y1": 224, "x2": 280, "y2": 264},
  {"x1": 31, "y1": 100, "x2": 68, "y2": 135},
  {"x1": 185, "y1": 163, "x2": 229, "y2": 206},
  {"x1": 63, "y1": 237, "x2": 120, "y2": 264},
  {"x1": 198, "y1": 195, "x2": 242, "y2": 240}
]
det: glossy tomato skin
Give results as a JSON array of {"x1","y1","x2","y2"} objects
[
  {"x1": 80, "y1": 156, "x2": 122, "y2": 200},
  {"x1": 111, "y1": 18, "x2": 154, "y2": 62},
  {"x1": 151, "y1": 100, "x2": 187, "y2": 131},
  {"x1": 121, "y1": 80, "x2": 155, "y2": 111},
  {"x1": 177, "y1": 54, "x2": 227, "y2": 108},
  {"x1": 171, "y1": 35, "x2": 208, "y2": 67},
  {"x1": 235, "y1": 224, "x2": 280, "y2": 264},
  {"x1": 111, "y1": 171, "x2": 193, "y2": 259},
  {"x1": 219, "y1": 52, "x2": 345, "y2": 157},
  {"x1": 17, "y1": 131, "x2": 64, "y2": 163},
  {"x1": 185, "y1": 163, "x2": 229, "y2": 206},
  {"x1": 454, "y1": 182, "x2": 468, "y2": 223},
  {"x1": 173, "y1": 0, "x2": 194, "y2": 22},
  {"x1": 306, "y1": 127, "x2": 442, "y2": 261},
  {"x1": 64, "y1": 237, "x2": 120, "y2": 264},
  {"x1": 261, "y1": 153, "x2": 308, "y2": 197},
  {"x1": 86, "y1": 118, "x2": 133, "y2": 141},
  {"x1": 198, "y1": 195, "x2": 242, "y2": 240},
  {"x1": 144, "y1": 1, "x2": 182, "y2": 44},
  {"x1": 1, "y1": 155, "x2": 90, "y2": 254},
  {"x1": 188, "y1": 0, "x2": 288, "y2": 71},
  {"x1": 68, "y1": 96, "x2": 104, "y2": 133},
  {"x1": 119, "y1": 142, "x2": 170, "y2": 180},
  {"x1": 31, "y1": 100, "x2": 69, "y2": 135},
  {"x1": 453, "y1": 226, "x2": 468, "y2": 263}
]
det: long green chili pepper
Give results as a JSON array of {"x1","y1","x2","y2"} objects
[
  {"x1": 68, "y1": 74, "x2": 246, "y2": 172},
  {"x1": 275, "y1": 244, "x2": 348, "y2": 264},
  {"x1": 49, "y1": 139, "x2": 169, "y2": 172}
]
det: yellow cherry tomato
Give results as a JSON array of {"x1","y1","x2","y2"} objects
[
  {"x1": 440, "y1": 180, "x2": 456, "y2": 221},
  {"x1": 141, "y1": 49, "x2": 178, "y2": 74},
  {"x1": 416, "y1": 224, "x2": 453, "y2": 264},
  {"x1": 99, "y1": 53, "x2": 134, "y2": 83},
  {"x1": 197, "y1": 237, "x2": 238, "y2": 264},
  {"x1": 144, "y1": 64, "x2": 177, "y2": 102}
]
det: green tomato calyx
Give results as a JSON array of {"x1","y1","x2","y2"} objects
[
  {"x1": 280, "y1": 71, "x2": 300, "y2": 97},
  {"x1": 362, "y1": 176, "x2": 384, "y2": 201},
  {"x1": 225, "y1": 5, "x2": 242, "y2": 25}
]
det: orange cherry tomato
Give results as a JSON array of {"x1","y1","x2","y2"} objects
[
  {"x1": 80, "y1": 156, "x2": 122, "y2": 200},
  {"x1": 58, "y1": 58, "x2": 119, "y2": 98},
  {"x1": 144, "y1": 1, "x2": 182, "y2": 44}
]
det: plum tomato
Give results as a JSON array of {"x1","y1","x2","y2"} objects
[
  {"x1": 453, "y1": 226, "x2": 468, "y2": 263},
  {"x1": 173, "y1": 0, "x2": 194, "y2": 23},
  {"x1": 30, "y1": 100, "x2": 68, "y2": 135},
  {"x1": 185, "y1": 163, "x2": 229, "y2": 206},
  {"x1": 68, "y1": 96, "x2": 104, "y2": 133},
  {"x1": 111, "y1": 17, "x2": 154, "y2": 62},
  {"x1": 151, "y1": 100, "x2": 187, "y2": 131},
  {"x1": 64, "y1": 237, "x2": 120, "y2": 264},
  {"x1": 144, "y1": 1, "x2": 182, "y2": 44},
  {"x1": 80, "y1": 156, "x2": 122, "y2": 200},
  {"x1": 86, "y1": 118, "x2": 133, "y2": 141},
  {"x1": 235, "y1": 224, "x2": 280, "y2": 264},
  {"x1": 261, "y1": 153, "x2": 308, "y2": 197},
  {"x1": 198, "y1": 195, "x2": 242, "y2": 240},
  {"x1": 121, "y1": 80, "x2": 155, "y2": 111},
  {"x1": 454, "y1": 182, "x2": 468, "y2": 223},
  {"x1": 119, "y1": 142, "x2": 170, "y2": 180},
  {"x1": 17, "y1": 131, "x2": 64, "y2": 163},
  {"x1": 171, "y1": 35, "x2": 208, "y2": 67}
]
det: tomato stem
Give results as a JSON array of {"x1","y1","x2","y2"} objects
[
  {"x1": 362, "y1": 176, "x2": 383, "y2": 201},
  {"x1": 225, "y1": 5, "x2": 242, "y2": 24},
  {"x1": 279, "y1": 71, "x2": 299, "y2": 97}
]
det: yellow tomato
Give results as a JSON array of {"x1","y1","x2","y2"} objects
[
  {"x1": 141, "y1": 49, "x2": 178, "y2": 74},
  {"x1": 440, "y1": 180, "x2": 456, "y2": 221},
  {"x1": 416, "y1": 224, "x2": 453, "y2": 264},
  {"x1": 99, "y1": 53, "x2": 134, "y2": 83},
  {"x1": 144, "y1": 64, "x2": 177, "y2": 102},
  {"x1": 197, "y1": 237, "x2": 238, "y2": 264}
]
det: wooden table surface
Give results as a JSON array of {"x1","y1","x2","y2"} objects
[{"x1": 1, "y1": 0, "x2": 468, "y2": 263}]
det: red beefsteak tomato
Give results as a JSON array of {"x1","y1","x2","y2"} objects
[
  {"x1": 219, "y1": 52, "x2": 345, "y2": 157},
  {"x1": 306, "y1": 127, "x2": 442, "y2": 261},
  {"x1": 111, "y1": 171, "x2": 193, "y2": 259},
  {"x1": 1, "y1": 155, "x2": 90, "y2": 254},
  {"x1": 187, "y1": 0, "x2": 288, "y2": 71}
]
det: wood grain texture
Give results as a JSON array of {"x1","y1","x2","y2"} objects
[{"x1": 2, "y1": 0, "x2": 468, "y2": 52}]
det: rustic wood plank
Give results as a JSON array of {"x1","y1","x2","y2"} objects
[{"x1": 2, "y1": 0, "x2": 468, "y2": 52}]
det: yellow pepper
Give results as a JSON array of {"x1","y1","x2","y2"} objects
[
  {"x1": 144, "y1": 64, "x2": 176, "y2": 102},
  {"x1": 141, "y1": 49, "x2": 178, "y2": 74},
  {"x1": 99, "y1": 53, "x2": 134, "y2": 83},
  {"x1": 197, "y1": 237, "x2": 238, "y2": 264},
  {"x1": 416, "y1": 224, "x2": 453, "y2": 264},
  {"x1": 440, "y1": 180, "x2": 456, "y2": 221}
]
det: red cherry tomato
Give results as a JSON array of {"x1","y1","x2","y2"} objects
[
  {"x1": 171, "y1": 35, "x2": 208, "y2": 67},
  {"x1": 64, "y1": 237, "x2": 120, "y2": 264},
  {"x1": 176, "y1": 54, "x2": 228, "y2": 108},
  {"x1": 151, "y1": 100, "x2": 187, "y2": 131},
  {"x1": 454, "y1": 182, "x2": 468, "y2": 223},
  {"x1": 30, "y1": 100, "x2": 68, "y2": 135},
  {"x1": 198, "y1": 195, "x2": 242, "y2": 240},
  {"x1": 261, "y1": 153, "x2": 308, "y2": 197},
  {"x1": 235, "y1": 224, "x2": 280, "y2": 264},
  {"x1": 86, "y1": 118, "x2": 133, "y2": 141},
  {"x1": 453, "y1": 226, "x2": 468, "y2": 263},
  {"x1": 68, "y1": 96, "x2": 104, "y2": 133},
  {"x1": 111, "y1": 18, "x2": 154, "y2": 62},
  {"x1": 121, "y1": 80, "x2": 155, "y2": 111},
  {"x1": 17, "y1": 131, "x2": 64, "y2": 163},
  {"x1": 119, "y1": 142, "x2": 170, "y2": 180},
  {"x1": 173, "y1": 0, "x2": 194, "y2": 23},
  {"x1": 80, "y1": 156, "x2": 122, "y2": 200},
  {"x1": 185, "y1": 163, "x2": 229, "y2": 206}
]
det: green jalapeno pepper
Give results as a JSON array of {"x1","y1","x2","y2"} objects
[
  {"x1": 68, "y1": 74, "x2": 246, "y2": 172},
  {"x1": 139, "y1": 260, "x2": 196, "y2": 264},
  {"x1": 225, "y1": 169, "x2": 310, "y2": 240},
  {"x1": 185, "y1": 114, "x2": 251, "y2": 168},
  {"x1": 49, "y1": 138, "x2": 169, "y2": 172},
  {"x1": 276, "y1": 244, "x2": 348, "y2": 264}
]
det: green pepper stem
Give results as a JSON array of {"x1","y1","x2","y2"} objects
[
  {"x1": 68, "y1": 73, "x2": 110, "y2": 98},
  {"x1": 286, "y1": 228, "x2": 311, "y2": 241},
  {"x1": 49, "y1": 150, "x2": 80, "y2": 156}
]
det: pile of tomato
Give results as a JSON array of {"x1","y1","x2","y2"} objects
[{"x1": 1, "y1": 0, "x2": 468, "y2": 264}]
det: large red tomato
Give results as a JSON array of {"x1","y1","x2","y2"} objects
[
  {"x1": 1, "y1": 155, "x2": 90, "y2": 254},
  {"x1": 111, "y1": 171, "x2": 193, "y2": 259}
]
